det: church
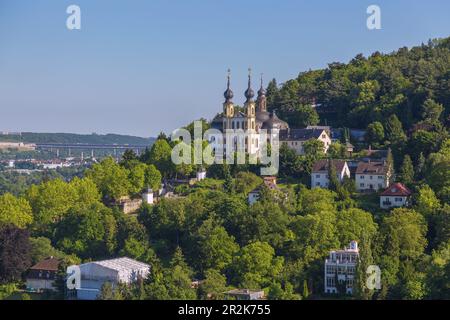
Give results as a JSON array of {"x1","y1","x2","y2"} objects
[{"x1": 208, "y1": 70, "x2": 331, "y2": 159}]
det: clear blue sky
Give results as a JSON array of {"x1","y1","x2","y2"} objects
[{"x1": 0, "y1": 0, "x2": 449, "y2": 137}]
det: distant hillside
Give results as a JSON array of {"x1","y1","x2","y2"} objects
[
  {"x1": 0, "y1": 132, "x2": 155, "y2": 146},
  {"x1": 266, "y1": 36, "x2": 450, "y2": 130}
]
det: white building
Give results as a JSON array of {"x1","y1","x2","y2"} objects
[
  {"x1": 142, "y1": 188, "x2": 154, "y2": 205},
  {"x1": 196, "y1": 169, "x2": 207, "y2": 181},
  {"x1": 355, "y1": 161, "x2": 391, "y2": 192},
  {"x1": 73, "y1": 257, "x2": 150, "y2": 300},
  {"x1": 26, "y1": 257, "x2": 60, "y2": 292},
  {"x1": 207, "y1": 70, "x2": 330, "y2": 161},
  {"x1": 380, "y1": 182, "x2": 412, "y2": 209},
  {"x1": 279, "y1": 128, "x2": 331, "y2": 155},
  {"x1": 311, "y1": 160, "x2": 350, "y2": 189},
  {"x1": 324, "y1": 241, "x2": 359, "y2": 295},
  {"x1": 248, "y1": 176, "x2": 278, "y2": 205}
]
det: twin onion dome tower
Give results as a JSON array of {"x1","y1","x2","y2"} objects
[{"x1": 215, "y1": 68, "x2": 289, "y2": 133}]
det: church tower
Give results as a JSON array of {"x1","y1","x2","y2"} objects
[
  {"x1": 223, "y1": 69, "x2": 234, "y2": 131},
  {"x1": 244, "y1": 68, "x2": 256, "y2": 131},
  {"x1": 256, "y1": 74, "x2": 267, "y2": 113}
]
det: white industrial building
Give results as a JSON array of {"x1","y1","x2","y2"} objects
[
  {"x1": 324, "y1": 241, "x2": 359, "y2": 295},
  {"x1": 73, "y1": 257, "x2": 150, "y2": 300}
]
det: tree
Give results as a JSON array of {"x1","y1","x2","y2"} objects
[
  {"x1": 198, "y1": 269, "x2": 228, "y2": 300},
  {"x1": 145, "y1": 164, "x2": 162, "y2": 191},
  {"x1": 291, "y1": 104, "x2": 320, "y2": 128},
  {"x1": 26, "y1": 178, "x2": 76, "y2": 230},
  {"x1": 366, "y1": 121, "x2": 385, "y2": 145},
  {"x1": 267, "y1": 281, "x2": 301, "y2": 300},
  {"x1": 0, "y1": 193, "x2": 33, "y2": 229},
  {"x1": 120, "y1": 149, "x2": 138, "y2": 169},
  {"x1": 385, "y1": 114, "x2": 406, "y2": 145},
  {"x1": 414, "y1": 184, "x2": 441, "y2": 218},
  {"x1": 194, "y1": 217, "x2": 239, "y2": 273},
  {"x1": 232, "y1": 241, "x2": 283, "y2": 289},
  {"x1": 327, "y1": 161, "x2": 340, "y2": 192},
  {"x1": 148, "y1": 139, "x2": 174, "y2": 177},
  {"x1": 98, "y1": 282, "x2": 124, "y2": 300},
  {"x1": 234, "y1": 172, "x2": 262, "y2": 195},
  {"x1": 303, "y1": 139, "x2": 325, "y2": 159},
  {"x1": 54, "y1": 203, "x2": 117, "y2": 259},
  {"x1": 85, "y1": 157, "x2": 131, "y2": 201},
  {"x1": 398, "y1": 155, "x2": 414, "y2": 185},
  {"x1": 127, "y1": 162, "x2": 147, "y2": 195},
  {"x1": 421, "y1": 98, "x2": 444, "y2": 124},
  {"x1": 0, "y1": 225, "x2": 31, "y2": 283},
  {"x1": 327, "y1": 142, "x2": 346, "y2": 159}
]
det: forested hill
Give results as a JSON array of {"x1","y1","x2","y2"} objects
[
  {"x1": 266, "y1": 37, "x2": 450, "y2": 130},
  {"x1": 0, "y1": 132, "x2": 155, "y2": 145}
]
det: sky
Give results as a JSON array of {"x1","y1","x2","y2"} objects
[{"x1": 0, "y1": 0, "x2": 449, "y2": 137}]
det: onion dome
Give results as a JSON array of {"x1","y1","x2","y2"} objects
[
  {"x1": 223, "y1": 69, "x2": 233, "y2": 102},
  {"x1": 244, "y1": 68, "x2": 255, "y2": 102},
  {"x1": 261, "y1": 111, "x2": 289, "y2": 130}
]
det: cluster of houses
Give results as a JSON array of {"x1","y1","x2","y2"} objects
[{"x1": 311, "y1": 158, "x2": 411, "y2": 210}]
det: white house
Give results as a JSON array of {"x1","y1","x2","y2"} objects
[
  {"x1": 248, "y1": 176, "x2": 278, "y2": 205},
  {"x1": 279, "y1": 128, "x2": 332, "y2": 155},
  {"x1": 380, "y1": 182, "x2": 412, "y2": 209},
  {"x1": 72, "y1": 257, "x2": 151, "y2": 300},
  {"x1": 311, "y1": 160, "x2": 350, "y2": 189},
  {"x1": 26, "y1": 257, "x2": 60, "y2": 292},
  {"x1": 355, "y1": 161, "x2": 391, "y2": 192},
  {"x1": 324, "y1": 241, "x2": 359, "y2": 295}
]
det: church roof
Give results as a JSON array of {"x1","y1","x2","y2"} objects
[{"x1": 261, "y1": 112, "x2": 289, "y2": 130}]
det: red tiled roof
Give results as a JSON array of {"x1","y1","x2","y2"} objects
[
  {"x1": 380, "y1": 183, "x2": 412, "y2": 196},
  {"x1": 29, "y1": 257, "x2": 61, "y2": 271}
]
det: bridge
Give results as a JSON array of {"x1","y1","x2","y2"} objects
[{"x1": 35, "y1": 143, "x2": 150, "y2": 158}]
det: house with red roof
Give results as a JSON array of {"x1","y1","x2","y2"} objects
[{"x1": 380, "y1": 183, "x2": 412, "y2": 209}]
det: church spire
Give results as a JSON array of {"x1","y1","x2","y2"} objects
[
  {"x1": 244, "y1": 67, "x2": 255, "y2": 102},
  {"x1": 223, "y1": 68, "x2": 234, "y2": 103},
  {"x1": 257, "y1": 73, "x2": 267, "y2": 112}
]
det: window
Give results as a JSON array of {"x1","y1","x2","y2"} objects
[
  {"x1": 395, "y1": 197, "x2": 403, "y2": 202},
  {"x1": 378, "y1": 176, "x2": 383, "y2": 179},
  {"x1": 316, "y1": 175, "x2": 320, "y2": 178},
  {"x1": 360, "y1": 183, "x2": 364, "y2": 187},
  {"x1": 370, "y1": 176, "x2": 373, "y2": 180},
  {"x1": 316, "y1": 182, "x2": 320, "y2": 186},
  {"x1": 360, "y1": 175, "x2": 365, "y2": 179}
]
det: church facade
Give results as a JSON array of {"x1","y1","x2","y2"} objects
[{"x1": 208, "y1": 70, "x2": 331, "y2": 160}]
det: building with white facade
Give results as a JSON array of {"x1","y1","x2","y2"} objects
[
  {"x1": 380, "y1": 182, "x2": 412, "y2": 209},
  {"x1": 324, "y1": 241, "x2": 359, "y2": 295},
  {"x1": 280, "y1": 128, "x2": 331, "y2": 155},
  {"x1": 26, "y1": 257, "x2": 60, "y2": 292},
  {"x1": 355, "y1": 161, "x2": 391, "y2": 192},
  {"x1": 311, "y1": 160, "x2": 350, "y2": 189},
  {"x1": 248, "y1": 176, "x2": 278, "y2": 205},
  {"x1": 207, "y1": 70, "x2": 330, "y2": 161},
  {"x1": 72, "y1": 257, "x2": 150, "y2": 300}
]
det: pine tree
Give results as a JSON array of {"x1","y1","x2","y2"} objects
[
  {"x1": 398, "y1": 155, "x2": 414, "y2": 185},
  {"x1": 416, "y1": 152, "x2": 426, "y2": 180},
  {"x1": 386, "y1": 148, "x2": 395, "y2": 185},
  {"x1": 302, "y1": 279, "x2": 310, "y2": 299},
  {"x1": 327, "y1": 160, "x2": 340, "y2": 192}
]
